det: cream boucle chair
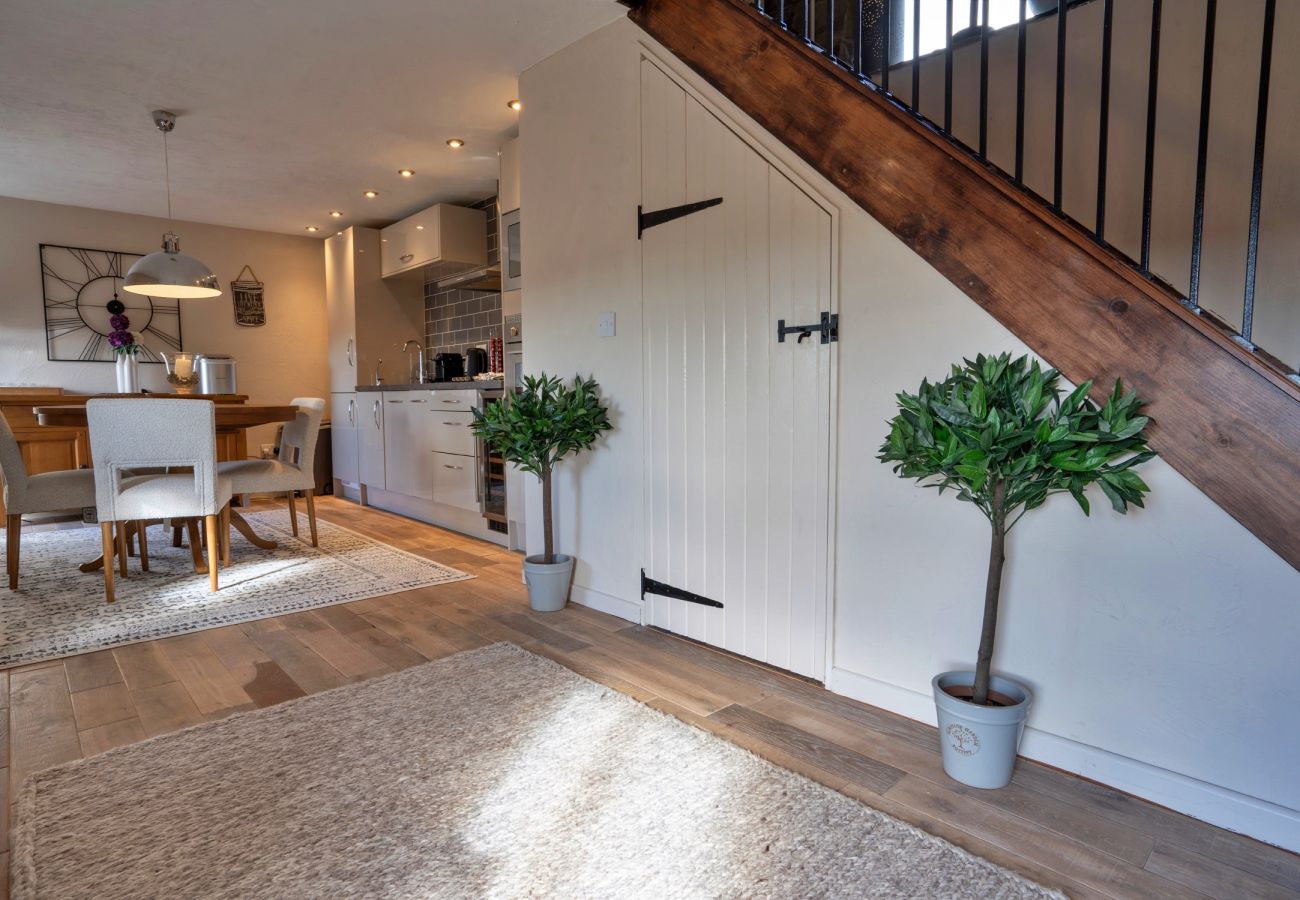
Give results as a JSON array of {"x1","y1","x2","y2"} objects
[
  {"x1": 86, "y1": 399, "x2": 232, "y2": 602},
  {"x1": 0, "y1": 413, "x2": 98, "y2": 590},
  {"x1": 218, "y1": 397, "x2": 325, "y2": 546}
]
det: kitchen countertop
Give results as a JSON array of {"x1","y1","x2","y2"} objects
[{"x1": 356, "y1": 380, "x2": 503, "y2": 392}]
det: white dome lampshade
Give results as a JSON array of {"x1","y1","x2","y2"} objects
[
  {"x1": 123, "y1": 110, "x2": 221, "y2": 300},
  {"x1": 123, "y1": 232, "x2": 221, "y2": 299}
]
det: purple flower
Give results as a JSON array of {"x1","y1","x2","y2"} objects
[
  {"x1": 109, "y1": 330, "x2": 135, "y2": 350},
  {"x1": 110, "y1": 313, "x2": 130, "y2": 331}
]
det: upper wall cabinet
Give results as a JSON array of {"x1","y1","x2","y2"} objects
[
  {"x1": 499, "y1": 137, "x2": 520, "y2": 214},
  {"x1": 380, "y1": 203, "x2": 487, "y2": 279}
]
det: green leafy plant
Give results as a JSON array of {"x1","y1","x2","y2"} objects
[
  {"x1": 472, "y1": 373, "x2": 612, "y2": 565},
  {"x1": 878, "y1": 353, "x2": 1156, "y2": 706}
]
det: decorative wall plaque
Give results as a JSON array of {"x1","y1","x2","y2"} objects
[{"x1": 231, "y1": 264, "x2": 266, "y2": 327}]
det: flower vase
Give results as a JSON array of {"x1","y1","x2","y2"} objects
[{"x1": 115, "y1": 354, "x2": 139, "y2": 394}]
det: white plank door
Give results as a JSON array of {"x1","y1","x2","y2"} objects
[{"x1": 641, "y1": 60, "x2": 834, "y2": 680}]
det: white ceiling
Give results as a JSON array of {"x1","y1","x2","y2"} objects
[{"x1": 0, "y1": 0, "x2": 623, "y2": 236}]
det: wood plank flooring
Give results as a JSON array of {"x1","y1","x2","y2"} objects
[{"x1": 3, "y1": 497, "x2": 1297, "y2": 900}]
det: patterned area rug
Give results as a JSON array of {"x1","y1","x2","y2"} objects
[
  {"x1": 13, "y1": 644, "x2": 1062, "y2": 899},
  {"x1": 0, "y1": 512, "x2": 471, "y2": 667}
]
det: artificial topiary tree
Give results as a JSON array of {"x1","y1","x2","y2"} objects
[
  {"x1": 878, "y1": 353, "x2": 1156, "y2": 706},
  {"x1": 472, "y1": 373, "x2": 612, "y2": 565}
]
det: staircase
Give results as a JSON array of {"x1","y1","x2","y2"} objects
[{"x1": 627, "y1": 0, "x2": 1300, "y2": 570}]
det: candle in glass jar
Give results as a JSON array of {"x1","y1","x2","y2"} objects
[{"x1": 175, "y1": 356, "x2": 193, "y2": 379}]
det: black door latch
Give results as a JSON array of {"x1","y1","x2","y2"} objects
[{"x1": 777, "y1": 311, "x2": 838, "y2": 344}]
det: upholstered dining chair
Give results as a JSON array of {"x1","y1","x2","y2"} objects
[
  {"x1": 218, "y1": 397, "x2": 325, "y2": 546},
  {"x1": 87, "y1": 398, "x2": 233, "y2": 602},
  {"x1": 0, "y1": 412, "x2": 98, "y2": 590}
]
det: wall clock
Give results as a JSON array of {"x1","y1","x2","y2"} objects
[{"x1": 40, "y1": 243, "x2": 184, "y2": 363}]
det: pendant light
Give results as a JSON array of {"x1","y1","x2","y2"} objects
[{"x1": 123, "y1": 110, "x2": 221, "y2": 299}]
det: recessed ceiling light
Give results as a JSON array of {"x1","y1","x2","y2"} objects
[
  {"x1": 398, "y1": 168, "x2": 415, "y2": 177},
  {"x1": 336, "y1": 231, "x2": 343, "y2": 235},
  {"x1": 305, "y1": 225, "x2": 319, "y2": 232},
  {"x1": 446, "y1": 138, "x2": 464, "y2": 149},
  {"x1": 329, "y1": 210, "x2": 343, "y2": 218},
  {"x1": 416, "y1": 225, "x2": 424, "y2": 230},
  {"x1": 363, "y1": 190, "x2": 379, "y2": 198},
  {"x1": 507, "y1": 100, "x2": 522, "y2": 111}
]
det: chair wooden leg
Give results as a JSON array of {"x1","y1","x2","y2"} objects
[
  {"x1": 138, "y1": 521, "x2": 150, "y2": 571},
  {"x1": 101, "y1": 521, "x2": 116, "y2": 603},
  {"x1": 304, "y1": 489, "x2": 318, "y2": 547},
  {"x1": 6, "y1": 514, "x2": 20, "y2": 590},
  {"x1": 205, "y1": 514, "x2": 219, "y2": 592},
  {"x1": 116, "y1": 523, "x2": 129, "y2": 578},
  {"x1": 172, "y1": 519, "x2": 184, "y2": 548},
  {"x1": 125, "y1": 523, "x2": 136, "y2": 556},
  {"x1": 186, "y1": 518, "x2": 205, "y2": 574},
  {"x1": 286, "y1": 491, "x2": 299, "y2": 537},
  {"x1": 220, "y1": 505, "x2": 231, "y2": 567}
]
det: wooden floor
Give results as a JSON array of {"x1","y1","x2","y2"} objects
[{"x1": 2, "y1": 497, "x2": 1297, "y2": 899}]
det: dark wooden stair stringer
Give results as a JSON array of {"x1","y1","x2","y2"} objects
[{"x1": 629, "y1": 0, "x2": 1300, "y2": 571}]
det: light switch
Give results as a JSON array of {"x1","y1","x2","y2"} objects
[{"x1": 597, "y1": 311, "x2": 616, "y2": 337}]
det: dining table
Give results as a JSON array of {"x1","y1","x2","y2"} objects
[{"x1": 33, "y1": 400, "x2": 301, "y2": 573}]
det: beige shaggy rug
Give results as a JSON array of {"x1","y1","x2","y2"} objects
[{"x1": 14, "y1": 644, "x2": 1062, "y2": 899}]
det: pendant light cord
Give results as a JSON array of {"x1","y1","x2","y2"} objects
[{"x1": 163, "y1": 128, "x2": 173, "y2": 224}]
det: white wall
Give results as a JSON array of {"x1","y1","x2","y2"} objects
[
  {"x1": 0, "y1": 195, "x2": 329, "y2": 451},
  {"x1": 520, "y1": 18, "x2": 1300, "y2": 850}
]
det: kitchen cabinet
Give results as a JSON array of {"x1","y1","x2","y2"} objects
[
  {"x1": 330, "y1": 392, "x2": 359, "y2": 485},
  {"x1": 380, "y1": 204, "x2": 487, "y2": 279},
  {"x1": 358, "y1": 393, "x2": 386, "y2": 489},
  {"x1": 325, "y1": 227, "x2": 424, "y2": 393},
  {"x1": 381, "y1": 391, "x2": 436, "y2": 501},
  {"x1": 429, "y1": 411, "x2": 475, "y2": 457},
  {"x1": 431, "y1": 451, "x2": 478, "y2": 513},
  {"x1": 499, "y1": 137, "x2": 520, "y2": 214}
]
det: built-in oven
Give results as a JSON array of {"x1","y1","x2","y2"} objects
[
  {"x1": 500, "y1": 208, "x2": 522, "y2": 291},
  {"x1": 503, "y1": 314, "x2": 523, "y2": 394}
]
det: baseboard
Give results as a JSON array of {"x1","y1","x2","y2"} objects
[
  {"x1": 825, "y1": 665, "x2": 1300, "y2": 854},
  {"x1": 570, "y1": 583, "x2": 644, "y2": 625}
]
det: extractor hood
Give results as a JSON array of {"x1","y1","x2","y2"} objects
[{"x1": 434, "y1": 264, "x2": 501, "y2": 292}]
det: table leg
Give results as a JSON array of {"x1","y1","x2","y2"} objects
[{"x1": 228, "y1": 509, "x2": 279, "y2": 550}]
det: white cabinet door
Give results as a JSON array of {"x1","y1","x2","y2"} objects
[
  {"x1": 641, "y1": 60, "x2": 834, "y2": 680},
  {"x1": 380, "y1": 205, "x2": 487, "y2": 278},
  {"x1": 431, "y1": 451, "x2": 478, "y2": 512},
  {"x1": 499, "y1": 137, "x2": 520, "y2": 213},
  {"x1": 404, "y1": 394, "x2": 436, "y2": 501},
  {"x1": 325, "y1": 231, "x2": 358, "y2": 393},
  {"x1": 381, "y1": 393, "x2": 412, "y2": 495},
  {"x1": 358, "y1": 394, "x2": 386, "y2": 489},
  {"x1": 429, "y1": 410, "x2": 476, "y2": 456},
  {"x1": 330, "y1": 392, "x2": 359, "y2": 484}
]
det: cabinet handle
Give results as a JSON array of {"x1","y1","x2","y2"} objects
[
  {"x1": 442, "y1": 464, "x2": 464, "y2": 470},
  {"x1": 373, "y1": 399, "x2": 381, "y2": 429},
  {"x1": 442, "y1": 421, "x2": 462, "y2": 426},
  {"x1": 348, "y1": 398, "x2": 355, "y2": 427},
  {"x1": 409, "y1": 399, "x2": 427, "y2": 404},
  {"x1": 400, "y1": 253, "x2": 414, "y2": 263},
  {"x1": 387, "y1": 400, "x2": 403, "y2": 404},
  {"x1": 440, "y1": 399, "x2": 462, "y2": 404},
  {"x1": 346, "y1": 338, "x2": 354, "y2": 367}
]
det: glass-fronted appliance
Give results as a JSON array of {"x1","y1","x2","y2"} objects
[
  {"x1": 476, "y1": 389, "x2": 508, "y2": 528},
  {"x1": 503, "y1": 314, "x2": 523, "y2": 395},
  {"x1": 501, "y1": 209, "x2": 522, "y2": 291}
]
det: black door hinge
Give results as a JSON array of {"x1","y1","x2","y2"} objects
[
  {"x1": 638, "y1": 198, "x2": 724, "y2": 238},
  {"x1": 777, "y1": 311, "x2": 838, "y2": 344},
  {"x1": 641, "y1": 569, "x2": 724, "y2": 608}
]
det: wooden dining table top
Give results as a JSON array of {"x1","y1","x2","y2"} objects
[{"x1": 33, "y1": 401, "x2": 299, "y2": 431}]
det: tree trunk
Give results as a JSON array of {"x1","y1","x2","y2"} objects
[
  {"x1": 541, "y1": 465, "x2": 554, "y2": 565},
  {"x1": 972, "y1": 481, "x2": 1007, "y2": 706}
]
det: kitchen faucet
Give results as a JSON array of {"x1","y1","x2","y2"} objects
[
  {"x1": 401, "y1": 339, "x2": 426, "y2": 385},
  {"x1": 373, "y1": 358, "x2": 384, "y2": 386}
]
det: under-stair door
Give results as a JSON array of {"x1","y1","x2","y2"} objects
[{"x1": 641, "y1": 60, "x2": 834, "y2": 680}]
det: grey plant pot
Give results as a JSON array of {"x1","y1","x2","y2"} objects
[
  {"x1": 932, "y1": 670, "x2": 1033, "y2": 790},
  {"x1": 522, "y1": 554, "x2": 575, "y2": 612}
]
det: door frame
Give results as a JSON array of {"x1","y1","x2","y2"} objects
[{"x1": 638, "y1": 44, "x2": 842, "y2": 684}]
